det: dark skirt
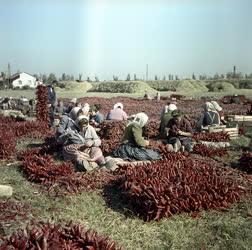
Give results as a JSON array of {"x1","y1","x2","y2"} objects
[
  {"x1": 168, "y1": 136, "x2": 192, "y2": 152},
  {"x1": 113, "y1": 143, "x2": 161, "y2": 161}
]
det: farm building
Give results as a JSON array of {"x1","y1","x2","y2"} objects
[{"x1": 10, "y1": 72, "x2": 40, "y2": 88}]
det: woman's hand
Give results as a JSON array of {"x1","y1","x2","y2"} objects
[
  {"x1": 178, "y1": 130, "x2": 192, "y2": 137},
  {"x1": 84, "y1": 140, "x2": 94, "y2": 147}
]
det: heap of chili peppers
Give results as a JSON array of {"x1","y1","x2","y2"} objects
[
  {"x1": 0, "y1": 222, "x2": 122, "y2": 250},
  {"x1": 115, "y1": 153, "x2": 245, "y2": 221},
  {"x1": 193, "y1": 143, "x2": 228, "y2": 157},
  {"x1": 193, "y1": 132, "x2": 230, "y2": 142}
]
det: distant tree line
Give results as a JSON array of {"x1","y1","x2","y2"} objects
[{"x1": 1, "y1": 63, "x2": 252, "y2": 90}]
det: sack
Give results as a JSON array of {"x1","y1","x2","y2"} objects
[{"x1": 57, "y1": 130, "x2": 85, "y2": 145}]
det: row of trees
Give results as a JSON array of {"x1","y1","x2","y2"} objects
[
  {"x1": 1, "y1": 71, "x2": 252, "y2": 85},
  {"x1": 1, "y1": 62, "x2": 252, "y2": 85}
]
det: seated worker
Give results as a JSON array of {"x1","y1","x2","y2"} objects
[
  {"x1": 89, "y1": 104, "x2": 104, "y2": 126},
  {"x1": 167, "y1": 110, "x2": 193, "y2": 152},
  {"x1": 159, "y1": 103, "x2": 177, "y2": 139},
  {"x1": 55, "y1": 100, "x2": 66, "y2": 115},
  {"x1": 17, "y1": 97, "x2": 30, "y2": 116},
  {"x1": 82, "y1": 103, "x2": 90, "y2": 116},
  {"x1": 61, "y1": 115, "x2": 110, "y2": 171},
  {"x1": 211, "y1": 101, "x2": 227, "y2": 125},
  {"x1": 28, "y1": 99, "x2": 36, "y2": 116},
  {"x1": 196, "y1": 102, "x2": 220, "y2": 131},
  {"x1": 56, "y1": 107, "x2": 82, "y2": 138},
  {"x1": 231, "y1": 94, "x2": 240, "y2": 104},
  {"x1": 65, "y1": 98, "x2": 77, "y2": 114},
  {"x1": 160, "y1": 98, "x2": 178, "y2": 117},
  {"x1": 106, "y1": 102, "x2": 128, "y2": 121},
  {"x1": 113, "y1": 112, "x2": 161, "y2": 161},
  {"x1": 247, "y1": 103, "x2": 252, "y2": 115}
]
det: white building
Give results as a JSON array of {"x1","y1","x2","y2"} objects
[{"x1": 11, "y1": 72, "x2": 39, "y2": 89}]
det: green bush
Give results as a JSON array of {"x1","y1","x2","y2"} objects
[
  {"x1": 148, "y1": 80, "x2": 208, "y2": 92},
  {"x1": 239, "y1": 79, "x2": 252, "y2": 89},
  {"x1": 88, "y1": 81, "x2": 155, "y2": 93},
  {"x1": 147, "y1": 81, "x2": 177, "y2": 91},
  {"x1": 56, "y1": 81, "x2": 92, "y2": 92},
  {"x1": 207, "y1": 82, "x2": 236, "y2": 92}
]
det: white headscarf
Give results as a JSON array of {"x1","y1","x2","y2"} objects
[
  {"x1": 211, "y1": 101, "x2": 223, "y2": 112},
  {"x1": 69, "y1": 107, "x2": 81, "y2": 120},
  {"x1": 113, "y1": 102, "x2": 123, "y2": 110},
  {"x1": 204, "y1": 102, "x2": 215, "y2": 112},
  {"x1": 164, "y1": 103, "x2": 177, "y2": 114},
  {"x1": 168, "y1": 104, "x2": 177, "y2": 111},
  {"x1": 75, "y1": 115, "x2": 89, "y2": 126},
  {"x1": 132, "y1": 112, "x2": 148, "y2": 127},
  {"x1": 70, "y1": 98, "x2": 77, "y2": 104},
  {"x1": 82, "y1": 103, "x2": 90, "y2": 115}
]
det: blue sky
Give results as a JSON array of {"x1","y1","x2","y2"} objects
[{"x1": 0, "y1": 0, "x2": 251, "y2": 80}]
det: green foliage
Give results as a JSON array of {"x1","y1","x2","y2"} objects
[
  {"x1": 148, "y1": 80, "x2": 208, "y2": 92},
  {"x1": 55, "y1": 81, "x2": 92, "y2": 91},
  {"x1": 230, "y1": 136, "x2": 251, "y2": 149},
  {"x1": 47, "y1": 73, "x2": 57, "y2": 84},
  {"x1": 239, "y1": 79, "x2": 252, "y2": 89},
  {"x1": 148, "y1": 80, "x2": 177, "y2": 91},
  {"x1": 207, "y1": 81, "x2": 236, "y2": 92},
  {"x1": 113, "y1": 75, "x2": 119, "y2": 81},
  {"x1": 126, "y1": 74, "x2": 131, "y2": 81},
  {"x1": 88, "y1": 81, "x2": 155, "y2": 93}
]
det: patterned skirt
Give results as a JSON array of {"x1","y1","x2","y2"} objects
[{"x1": 113, "y1": 143, "x2": 161, "y2": 161}]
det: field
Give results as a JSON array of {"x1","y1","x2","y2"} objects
[{"x1": 0, "y1": 87, "x2": 252, "y2": 249}]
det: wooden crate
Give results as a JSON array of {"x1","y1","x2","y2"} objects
[
  {"x1": 203, "y1": 125, "x2": 239, "y2": 139},
  {"x1": 227, "y1": 115, "x2": 252, "y2": 122}
]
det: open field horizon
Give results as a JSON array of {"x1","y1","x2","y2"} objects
[{"x1": 1, "y1": 85, "x2": 252, "y2": 100}]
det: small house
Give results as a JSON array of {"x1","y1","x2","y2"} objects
[{"x1": 10, "y1": 72, "x2": 38, "y2": 89}]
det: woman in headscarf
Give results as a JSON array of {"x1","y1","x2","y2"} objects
[
  {"x1": 82, "y1": 103, "x2": 90, "y2": 116},
  {"x1": 106, "y1": 102, "x2": 128, "y2": 121},
  {"x1": 196, "y1": 102, "x2": 220, "y2": 131},
  {"x1": 62, "y1": 115, "x2": 107, "y2": 171},
  {"x1": 56, "y1": 107, "x2": 82, "y2": 138},
  {"x1": 89, "y1": 104, "x2": 104, "y2": 126},
  {"x1": 113, "y1": 112, "x2": 161, "y2": 161},
  {"x1": 211, "y1": 101, "x2": 226, "y2": 125},
  {"x1": 65, "y1": 98, "x2": 77, "y2": 114},
  {"x1": 166, "y1": 110, "x2": 193, "y2": 152},
  {"x1": 55, "y1": 100, "x2": 66, "y2": 115},
  {"x1": 159, "y1": 103, "x2": 177, "y2": 139}
]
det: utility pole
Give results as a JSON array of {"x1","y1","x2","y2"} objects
[
  {"x1": 146, "y1": 64, "x2": 148, "y2": 81},
  {"x1": 233, "y1": 65, "x2": 236, "y2": 78},
  {"x1": 7, "y1": 63, "x2": 11, "y2": 88}
]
